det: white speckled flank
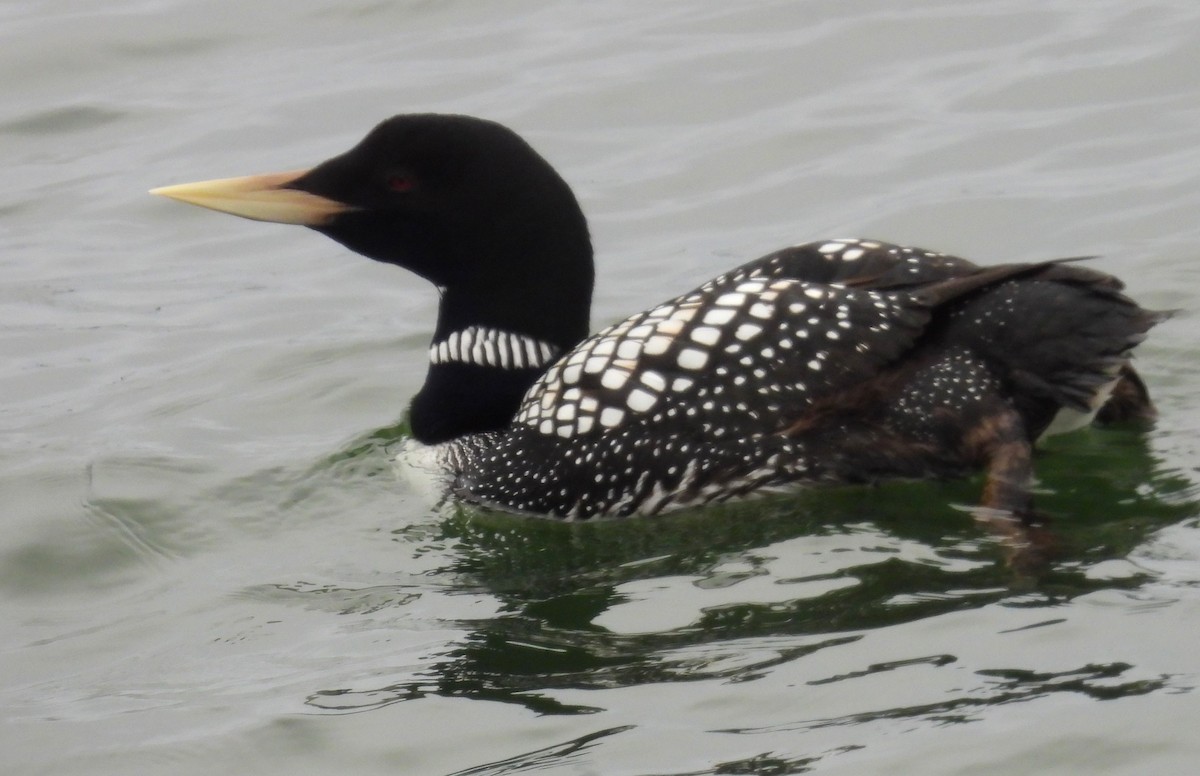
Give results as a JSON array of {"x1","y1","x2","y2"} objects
[
  {"x1": 426, "y1": 237, "x2": 1155, "y2": 519},
  {"x1": 430, "y1": 326, "x2": 559, "y2": 369},
  {"x1": 511, "y1": 248, "x2": 934, "y2": 456}
]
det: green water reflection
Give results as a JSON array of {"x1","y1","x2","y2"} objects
[{"x1": 301, "y1": 419, "x2": 1192, "y2": 722}]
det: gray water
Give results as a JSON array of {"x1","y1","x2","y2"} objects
[{"x1": 4, "y1": 1, "x2": 1200, "y2": 774}]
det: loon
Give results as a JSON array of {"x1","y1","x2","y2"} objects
[{"x1": 152, "y1": 114, "x2": 1161, "y2": 520}]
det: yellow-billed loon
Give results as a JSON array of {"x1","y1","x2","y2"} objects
[{"x1": 152, "y1": 114, "x2": 1162, "y2": 520}]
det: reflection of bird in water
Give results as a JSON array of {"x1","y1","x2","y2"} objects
[{"x1": 153, "y1": 114, "x2": 1162, "y2": 534}]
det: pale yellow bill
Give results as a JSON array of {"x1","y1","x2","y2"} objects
[{"x1": 150, "y1": 169, "x2": 351, "y2": 226}]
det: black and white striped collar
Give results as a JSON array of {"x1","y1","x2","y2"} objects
[{"x1": 429, "y1": 326, "x2": 560, "y2": 370}]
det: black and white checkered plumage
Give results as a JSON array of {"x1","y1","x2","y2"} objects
[
  {"x1": 153, "y1": 115, "x2": 1163, "y2": 521},
  {"x1": 434, "y1": 238, "x2": 1159, "y2": 517}
]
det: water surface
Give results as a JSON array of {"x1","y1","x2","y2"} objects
[{"x1": 3, "y1": 1, "x2": 1199, "y2": 774}]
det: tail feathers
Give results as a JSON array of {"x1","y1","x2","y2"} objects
[{"x1": 924, "y1": 261, "x2": 1163, "y2": 435}]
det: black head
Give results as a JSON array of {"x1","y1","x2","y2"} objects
[
  {"x1": 288, "y1": 115, "x2": 592, "y2": 291},
  {"x1": 153, "y1": 114, "x2": 597, "y2": 443}
]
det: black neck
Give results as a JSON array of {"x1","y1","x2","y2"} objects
[
  {"x1": 409, "y1": 361, "x2": 549, "y2": 443},
  {"x1": 409, "y1": 268, "x2": 593, "y2": 444}
]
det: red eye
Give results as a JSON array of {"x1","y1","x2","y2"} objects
[{"x1": 388, "y1": 174, "x2": 416, "y2": 193}]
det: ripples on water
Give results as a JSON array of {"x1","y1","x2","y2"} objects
[{"x1": 3, "y1": 1, "x2": 1200, "y2": 774}]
